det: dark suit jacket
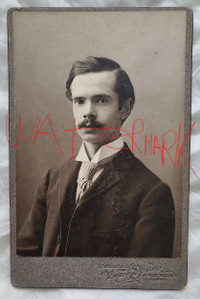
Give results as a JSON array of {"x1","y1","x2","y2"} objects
[{"x1": 17, "y1": 146, "x2": 175, "y2": 257}]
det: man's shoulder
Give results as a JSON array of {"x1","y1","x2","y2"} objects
[
  {"x1": 42, "y1": 157, "x2": 80, "y2": 183},
  {"x1": 51, "y1": 157, "x2": 78, "y2": 171},
  {"x1": 116, "y1": 146, "x2": 162, "y2": 188},
  {"x1": 116, "y1": 147, "x2": 173, "y2": 201}
]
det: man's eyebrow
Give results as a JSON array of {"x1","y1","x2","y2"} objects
[{"x1": 92, "y1": 94, "x2": 112, "y2": 99}]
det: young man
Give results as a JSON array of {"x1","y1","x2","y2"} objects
[{"x1": 17, "y1": 56, "x2": 175, "y2": 257}]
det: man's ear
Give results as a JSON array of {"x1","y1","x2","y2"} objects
[{"x1": 120, "y1": 98, "x2": 133, "y2": 122}]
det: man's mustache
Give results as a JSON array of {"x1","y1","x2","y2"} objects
[{"x1": 77, "y1": 120, "x2": 104, "y2": 129}]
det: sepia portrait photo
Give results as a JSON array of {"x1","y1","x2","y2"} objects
[{"x1": 9, "y1": 8, "x2": 192, "y2": 288}]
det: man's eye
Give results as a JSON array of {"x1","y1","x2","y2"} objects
[
  {"x1": 74, "y1": 99, "x2": 84, "y2": 104},
  {"x1": 96, "y1": 98, "x2": 107, "y2": 103}
]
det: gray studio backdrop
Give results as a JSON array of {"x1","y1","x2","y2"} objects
[{"x1": 12, "y1": 10, "x2": 187, "y2": 257}]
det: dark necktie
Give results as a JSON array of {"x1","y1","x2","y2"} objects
[{"x1": 76, "y1": 153, "x2": 118, "y2": 201}]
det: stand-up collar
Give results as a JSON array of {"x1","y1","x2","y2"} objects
[{"x1": 76, "y1": 137, "x2": 124, "y2": 163}]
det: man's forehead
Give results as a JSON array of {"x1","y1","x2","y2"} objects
[{"x1": 71, "y1": 70, "x2": 118, "y2": 97}]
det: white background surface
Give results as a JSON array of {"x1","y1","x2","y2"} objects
[{"x1": 0, "y1": 0, "x2": 199, "y2": 298}]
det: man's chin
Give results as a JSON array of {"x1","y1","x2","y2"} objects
[
  {"x1": 80, "y1": 135, "x2": 120, "y2": 147},
  {"x1": 77, "y1": 131, "x2": 100, "y2": 142},
  {"x1": 78, "y1": 129, "x2": 121, "y2": 145}
]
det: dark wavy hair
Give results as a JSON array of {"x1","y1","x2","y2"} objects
[{"x1": 66, "y1": 56, "x2": 135, "y2": 110}]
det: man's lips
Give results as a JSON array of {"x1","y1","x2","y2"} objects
[{"x1": 83, "y1": 124, "x2": 102, "y2": 128}]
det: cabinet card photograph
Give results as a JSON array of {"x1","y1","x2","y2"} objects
[{"x1": 8, "y1": 8, "x2": 192, "y2": 289}]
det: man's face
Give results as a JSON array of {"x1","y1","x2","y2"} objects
[{"x1": 71, "y1": 70, "x2": 126, "y2": 145}]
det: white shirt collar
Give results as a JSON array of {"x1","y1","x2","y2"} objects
[{"x1": 76, "y1": 137, "x2": 124, "y2": 163}]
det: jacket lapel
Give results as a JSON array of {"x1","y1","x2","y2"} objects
[
  {"x1": 58, "y1": 160, "x2": 81, "y2": 208},
  {"x1": 78, "y1": 147, "x2": 135, "y2": 204},
  {"x1": 57, "y1": 145, "x2": 136, "y2": 207},
  {"x1": 79, "y1": 169, "x2": 121, "y2": 204}
]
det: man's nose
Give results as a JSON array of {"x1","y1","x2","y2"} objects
[{"x1": 83, "y1": 102, "x2": 97, "y2": 119}]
